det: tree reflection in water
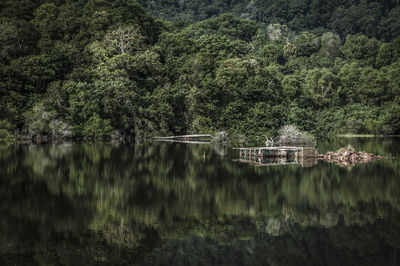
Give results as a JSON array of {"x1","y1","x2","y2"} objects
[{"x1": 0, "y1": 138, "x2": 399, "y2": 265}]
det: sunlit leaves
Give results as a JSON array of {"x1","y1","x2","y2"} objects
[{"x1": 103, "y1": 25, "x2": 145, "y2": 55}]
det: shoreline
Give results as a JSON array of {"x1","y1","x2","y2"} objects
[
  {"x1": 2, "y1": 134, "x2": 400, "y2": 145},
  {"x1": 336, "y1": 134, "x2": 400, "y2": 138}
]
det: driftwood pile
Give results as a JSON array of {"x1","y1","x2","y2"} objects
[{"x1": 319, "y1": 148, "x2": 383, "y2": 166}]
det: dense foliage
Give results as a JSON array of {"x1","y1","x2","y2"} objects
[
  {"x1": 0, "y1": 0, "x2": 400, "y2": 141},
  {"x1": 138, "y1": 0, "x2": 400, "y2": 41}
]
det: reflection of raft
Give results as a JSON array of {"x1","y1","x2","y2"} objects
[
  {"x1": 235, "y1": 146, "x2": 318, "y2": 167},
  {"x1": 237, "y1": 146, "x2": 318, "y2": 159},
  {"x1": 234, "y1": 156, "x2": 318, "y2": 168}
]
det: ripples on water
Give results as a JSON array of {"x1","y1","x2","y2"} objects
[{"x1": 0, "y1": 138, "x2": 400, "y2": 265}]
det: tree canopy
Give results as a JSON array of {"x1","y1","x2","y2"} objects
[{"x1": 1, "y1": 0, "x2": 400, "y2": 141}]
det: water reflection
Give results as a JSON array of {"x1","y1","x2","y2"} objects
[
  {"x1": 235, "y1": 153, "x2": 318, "y2": 167},
  {"x1": 0, "y1": 138, "x2": 399, "y2": 265}
]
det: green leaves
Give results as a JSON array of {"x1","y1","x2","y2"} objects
[
  {"x1": 260, "y1": 42, "x2": 285, "y2": 65},
  {"x1": 33, "y1": 3, "x2": 59, "y2": 39},
  {"x1": 0, "y1": 19, "x2": 38, "y2": 63},
  {"x1": 2, "y1": 1, "x2": 400, "y2": 141},
  {"x1": 88, "y1": 24, "x2": 163, "y2": 87},
  {"x1": 15, "y1": 51, "x2": 69, "y2": 92},
  {"x1": 83, "y1": 113, "x2": 112, "y2": 140},
  {"x1": 24, "y1": 102, "x2": 72, "y2": 139},
  {"x1": 376, "y1": 43, "x2": 397, "y2": 68},
  {"x1": 294, "y1": 32, "x2": 321, "y2": 57},
  {"x1": 0, "y1": 120, "x2": 15, "y2": 143},
  {"x1": 103, "y1": 25, "x2": 145, "y2": 55},
  {"x1": 341, "y1": 34, "x2": 380, "y2": 66}
]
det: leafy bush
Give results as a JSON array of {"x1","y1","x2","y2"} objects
[
  {"x1": 24, "y1": 102, "x2": 72, "y2": 139},
  {"x1": 0, "y1": 120, "x2": 15, "y2": 143},
  {"x1": 83, "y1": 113, "x2": 113, "y2": 140}
]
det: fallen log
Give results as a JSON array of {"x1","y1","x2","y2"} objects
[
  {"x1": 152, "y1": 139, "x2": 211, "y2": 144},
  {"x1": 153, "y1": 134, "x2": 211, "y2": 140}
]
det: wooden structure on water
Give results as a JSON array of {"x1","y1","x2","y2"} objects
[
  {"x1": 153, "y1": 134, "x2": 211, "y2": 144},
  {"x1": 234, "y1": 146, "x2": 318, "y2": 167}
]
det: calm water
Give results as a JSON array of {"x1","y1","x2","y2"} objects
[{"x1": 1, "y1": 138, "x2": 400, "y2": 265}]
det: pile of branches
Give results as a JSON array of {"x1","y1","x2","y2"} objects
[{"x1": 320, "y1": 146, "x2": 383, "y2": 166}]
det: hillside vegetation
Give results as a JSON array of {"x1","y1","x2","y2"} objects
[
  {"x1": 0, "y1": 0, "x2": 399, "y2": 141},
  {"x1": 138, "y1": 0, "x2": 400, "y2": 41}
]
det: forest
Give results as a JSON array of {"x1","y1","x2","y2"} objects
[
  {"x1": 138, "y1": 0, "x2": 400, "y2": 41},
  {"x1": 0, "y1": 0, "x2": 400, "y2": 141}
]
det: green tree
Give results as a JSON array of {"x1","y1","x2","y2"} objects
[
  {"x1": 319, "y1": 32, "x2": 342, "y2": 62},
  {"x1": 0, "y1": 120, "x2": 15, "y2": 143},
  {"x1": 24, "y1": 102, "x2": 72, "y2": 139},
  {"x1": 376, "y1": 43, "x2": 397, "y2": 68},
  {"x1": 293, "y1": 32, "x2": 320, "y2": 57},
  {"x1": 304, "y1": 68, "x2": 339, "y2": 108},
  {"x1": 33, "y1": 3, "x2": 59, "y2": 41},
  {"x1": 260, "y1": 42, "x2": 285, "y2": 65},
  {"x1": 341, "y1": 34, "x2": 380, "y2": 66},
  {"x1": 83, "y1": 113, "x2": 113, "y2": 140}
]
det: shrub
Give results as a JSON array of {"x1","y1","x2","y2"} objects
[
  {"x1": 49, "y1": 120, "x2": 72, "y2": 139},
  {"x1": 83, "y1": 113, "x2": 113, "y2": 140},
  {"x1": 0, "y1": 120, "x2": 15, "y2": 143},
  {"x1": 277, "y1": 124, "x2": 316, "y2": 147},
  {"x1": 212, "y1": 131, "x2": 229, "y2": 144},
  {"x1": 24, "y1": 102, "x2": 72, "y2": 140}
]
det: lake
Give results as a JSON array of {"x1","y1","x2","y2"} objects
[{"x1": 1, "y1": 138, "x2": 400, "y2": 265}]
